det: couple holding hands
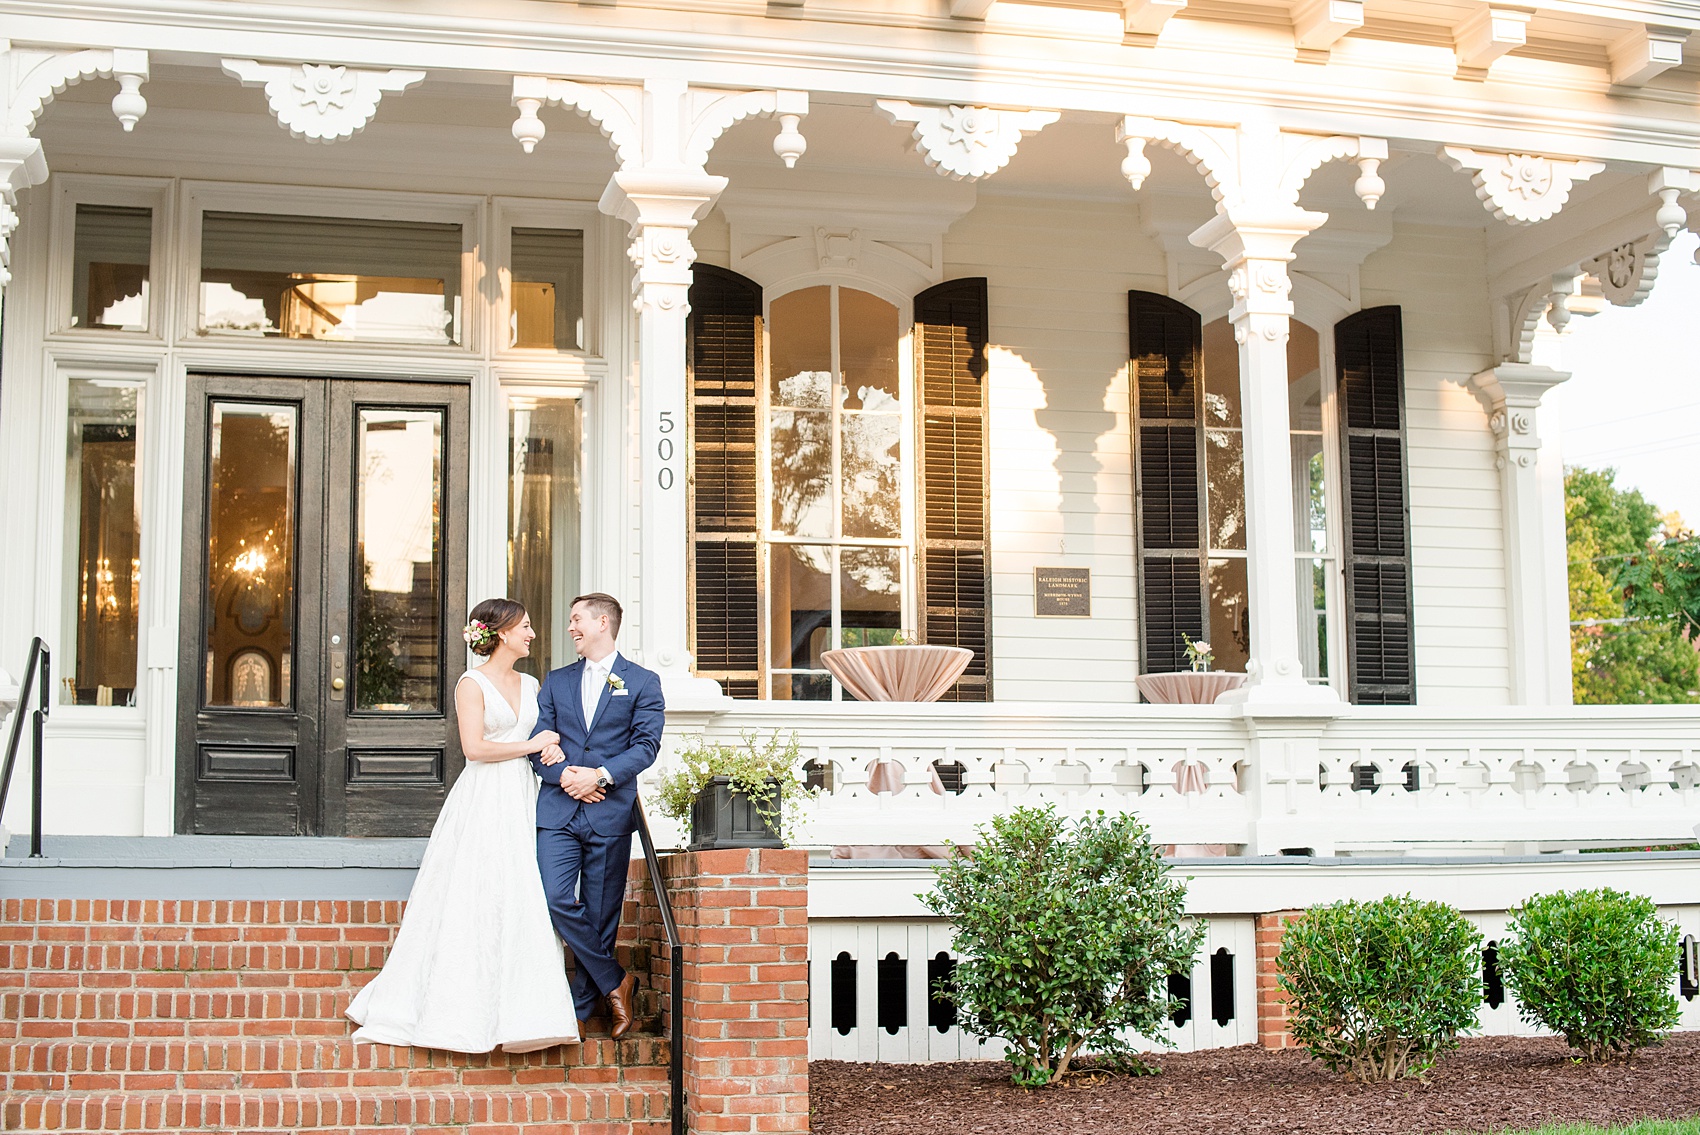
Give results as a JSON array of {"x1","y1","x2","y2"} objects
[{"x1": 346, "y1": 592, "x2": 664, "y2": 1053}]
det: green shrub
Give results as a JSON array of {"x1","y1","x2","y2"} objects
[
  {"x1": 1499, "y1": 888, "x2": 1680, "y2": 1061},
  {"x1": 920, "y1": 805, "x2": 1202, "y2": 1087},
  {"x1": 1277, "y1": 894, "x2": 1483, "y2": 1081}
]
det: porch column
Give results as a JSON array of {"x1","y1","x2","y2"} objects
[
  {"x1": 1192, "y1": 213, "x2": 1341, "y2": 707},
  {"x1": 601, "y1": 167, "x2": 731, "y2": 706},
  {"x1": 1469, "y1": 364, "x2": 1573, "y2": 705},
  {"x1": 0, "y1": 137, "x2": 49, "y2": 338}
]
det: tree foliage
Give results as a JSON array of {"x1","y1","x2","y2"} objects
[
  {"x1": 1565, "y1": 467, "x2": 1699, "y2": 704},
  {"x1": 922, "y1": 806, "x2": 1202, "y2": 1087}
]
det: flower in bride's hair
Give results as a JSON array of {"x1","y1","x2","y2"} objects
[{"x1": 462, "y1": 619, "x2": 494, "y2": 648}]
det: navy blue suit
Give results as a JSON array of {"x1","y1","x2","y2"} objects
[{"x1": 530, "y1": 652, "x2": 664, "y2": 1018}]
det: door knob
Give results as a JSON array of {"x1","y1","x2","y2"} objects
[{"x1": 331, "y1": 678, "x2": 346, "y2": 691}]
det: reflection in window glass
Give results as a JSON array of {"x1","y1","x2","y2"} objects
[
  {"x1": 510, "y1": 228, "x2": 584, "y2": 350},
  {"x1": 205, "y1": 403, "x2": 297, "y2": 709},
  {"x1": 199, "y1": 212, "x2": 462, "y2": 344},
  {"x1": 1288, "y1": 319, "x2": 1334, "y2": 681},
  {"x1": 1207, "y1": 557, "x2": 1251, "y2": 675},
  {"x1": 508, "y1": 396, "x2": 582, "y2": 674},
  {"x1": 63, "y1": 380, "x2": 143, "y2": 705},
  {"x1": 354, "y1": 409, "x2": 444, "y2": 712},
  {"x1": 769, "y1": 544, "x2": 833, "y2": 700},
  {"x1": 72, "y1": 205, "x2": 151, "y2": 332},
  {"x1": 763, "y1": 285, "x2": 909, "y2": 699}
]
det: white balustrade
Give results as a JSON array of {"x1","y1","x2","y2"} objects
[{"x1": 644, "y1": 702, "x2": 1700, "y2": 854}]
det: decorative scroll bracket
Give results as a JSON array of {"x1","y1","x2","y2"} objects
[
  {"x1": 876, "y1": 100, "x2": 1059, "y2": 181},
  {"x1": 5, "y1": 47, "x2": 149, "y2": 137},
  {"x1": 1440, "y1": 146, "x2": 1605, "y2": 225},
  {"x1": 223, "y1": 60, "x2": 424, "y2": 143}
]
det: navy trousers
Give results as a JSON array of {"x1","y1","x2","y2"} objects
[{"x1": 537, "y1": 810, "x2": 633, "y2": 1020}]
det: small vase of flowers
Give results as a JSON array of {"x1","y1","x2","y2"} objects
[{"x1": 1183, "y1": 633, "x2": 1214, "y2": 673}]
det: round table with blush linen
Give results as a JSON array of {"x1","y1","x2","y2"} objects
[
  {"x1": 820, "y1": 645, "x2": 973, "y2": 798},
  {"x1": 1134, "y1": 670, "x2": 1248, "y2": 706}
]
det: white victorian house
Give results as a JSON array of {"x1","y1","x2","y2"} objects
[{"x1": 1, "y1": 0, "x2": 1697, "y2": 860}]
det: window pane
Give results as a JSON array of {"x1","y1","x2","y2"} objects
[
  {"x1": 1201, "y1": 317, "x2": 1240, "y2": 427},
  {"x1": 1292, "y1": 439, "x2": 1328, "y2": 554},
  {"x1": 508, "y1": 396, "x2": 582, "y2": 674},
  {"x1": 72, "y1": 205, "x2": 151, "y2": 332},
  {"x1": 1298, "y1": 556, "x2": 1330, "y2": 680},
  {"x1": 200, "y1": 212, "x2": 462, "y2": 344},
  {"x1": 1205, "y1": 428, "x2": 1245, "y2": 551},
  {"x1": 769, "y1": 286, "x2": 832, "y2": 406},
  {"x1": 770, "y1": 544, "x2": 832, "y2": 700},
  {"x1": 205, "y1": 404, "x2": 296, "y2": 709},
  {"x1": 355, "y1": 409, "x2": 444, "y2": 712},
  {"x1": 510, "y1": 227, "x2": 584, "y2": 350},
  {"x1": 843, "y1": 412, "x2": 902, "y2": 539},
  {"x1": 1287, "y1": 319, "x2": 1322, "y2": 427},
  {"x1": 840, "y1": 547, "x2": 902, "y2": 646},
  {"x1": 1207, "y1": 556, "x2": 1251, "y2": 675},
  {"x1": 839, "y1": 289, "x2": 900, "y2": 411},
  {"x1": 63, "y1": 380, "x2": 142, "y2": 705},
  {"x1": 771, "y1": 409, "x2": 832, "y2": 537}
]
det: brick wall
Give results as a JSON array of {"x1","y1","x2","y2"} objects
[
  {"x1": 1253, "y1": 909, "x2": 1303, "y2": 1049},
  {"x1": 626, "y1": 849, "x2": 810, "y2": 1135}
]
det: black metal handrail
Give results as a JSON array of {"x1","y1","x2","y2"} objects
[
  {"x1": 0, "y1": 638, "x2": 50, "y2": 859},
  {"x1": 634, "y1": 797, "x2": 685, "y2": 1135}
]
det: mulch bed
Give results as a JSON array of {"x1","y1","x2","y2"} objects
[{"x1": 810, "y1": 1032, "x2": 1700, "y2": 1135}]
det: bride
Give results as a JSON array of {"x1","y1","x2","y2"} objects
[{"x1": 347, "y1": 598, "x2": 580, "y2": 1052}]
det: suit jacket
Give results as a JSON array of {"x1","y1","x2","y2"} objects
[{"x1": 530, "y1": 653, "x2": 665, "y2": 837}]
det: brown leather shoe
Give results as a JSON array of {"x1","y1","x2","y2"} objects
[{"x1": 607, "y1": 972, "x2": 639, "y2": 1040}]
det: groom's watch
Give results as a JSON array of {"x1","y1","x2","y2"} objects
[{"x1": 595, "y1": 767, "x2": 614, "y2": 789}]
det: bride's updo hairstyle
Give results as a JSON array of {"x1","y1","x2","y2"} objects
[{"x1": 463, "y1": 598, "x2": 527, "y2": 657}]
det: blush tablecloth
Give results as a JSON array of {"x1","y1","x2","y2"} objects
[
  {"x1": 820, "y1": 645, "x2": 974, "y2": 704},
  {"x1": 1134, "y1": 670, "x2": 1248, "y2": 705}
]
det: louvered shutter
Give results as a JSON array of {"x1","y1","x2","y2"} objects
[
  {"x1": 914, "y1": 278, "x2": 991, "y2": 702},
  {"x1": 688, "y1": 265, "x2": 762, "y2": 699},
  {"x1": 1334, "y1": 306, "x2": 1416, "y2": 705},
  {"x1": 1130, "y1": 292, "x2": 1207, "y2": 679}
]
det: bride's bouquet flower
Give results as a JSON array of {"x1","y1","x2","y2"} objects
[{"x1": 462, "y1": 619, "x2": 496, "y2": 650}]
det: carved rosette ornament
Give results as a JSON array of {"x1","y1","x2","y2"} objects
[
  {"x1": 1439, "y1": 147, "x2": 1605, "y2": 225},
  {"x1": 223, "y1": 60, "x2": 424, "y2": 143},
  {"x1": 875, "y1": 100, "x2": 1060, "y2": 181}
]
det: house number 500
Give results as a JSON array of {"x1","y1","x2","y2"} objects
[{"x1": 657, "y1": 411, "x2": 677, "y2": 490}]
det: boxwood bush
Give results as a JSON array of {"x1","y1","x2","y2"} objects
[
  {"x1": 921, "y1": 805, "x2": 1202, "y2": 1087},
  {"x1": 1499, "y1": 888, "x2": 1680, "y2": 1061},
  {"x1": 1277, "y1": 894, "x2": 1483, "y2": 1080}
]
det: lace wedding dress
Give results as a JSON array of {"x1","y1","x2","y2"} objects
[{"x1": 346, "y1": 667, "x2": 579, "y2": 1053}]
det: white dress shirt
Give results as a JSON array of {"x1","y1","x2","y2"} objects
[{"x1": 579, "y1": 648, "x2": 619, "y2": 786}]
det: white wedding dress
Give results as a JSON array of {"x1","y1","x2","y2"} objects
[{"x1": 346, "y1": 667, "x2": 579, "y2": 1053}]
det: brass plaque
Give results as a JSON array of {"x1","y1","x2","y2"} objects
[{"x1": 1035, "y1": 567, "x2": 1091, "y2": 618}]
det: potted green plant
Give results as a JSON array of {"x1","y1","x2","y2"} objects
[{"x1": 654, "y1": 730, "x2": 815, "y2": 851}]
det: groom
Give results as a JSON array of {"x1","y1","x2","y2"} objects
[{"x1": 531, "y1": 592, "x2": 664, "y2": 1038}]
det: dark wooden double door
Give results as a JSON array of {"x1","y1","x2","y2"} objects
[{"x1": 177, "y1": 375, "x2": 470, "y2": 836}]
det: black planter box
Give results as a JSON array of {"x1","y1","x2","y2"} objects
[{"x1": 688, "y1": 775, "x2": 784, "y2": 851}]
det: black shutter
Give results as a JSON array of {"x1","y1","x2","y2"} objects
[
  {"x1": 1334, "y1": 306, "x2": 1416, "y2": 705},
  {"x1": 688, "y1": 265, "x2": 762, "y2": 699},
  {"x1": 1130, "y1": 292, "x2": 1207, "y2": 678},
  {"x1": 915, "y1": 278, "x2": 991, "y2": 702}
]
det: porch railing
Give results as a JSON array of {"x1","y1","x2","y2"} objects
[
  {"x1": 0, "y1": 638, "x2": 49, "y2": 858},
  {"x1": 634, "y1": 797, "x2": 685, "y2": 1135},
  {"x1": 642, "y1": 701, "x2": 1700, "y2": 854}
]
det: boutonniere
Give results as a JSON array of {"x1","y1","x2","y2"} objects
[{"x1": 608, "y1": 673, "x2": 628, "y2": 695}]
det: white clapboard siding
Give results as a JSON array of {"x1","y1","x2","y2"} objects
[
  {"x1": 1362, "y1": 224, "x2": 1512, "y2": 704},
  {"x1": 945, "y1": 195, "x2": 1165, "y2": 705}
]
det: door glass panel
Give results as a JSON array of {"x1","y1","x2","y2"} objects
[
  {"x1": 770, "y1": 544, "x2": 832, "y2": 700},
  {"x1": 64, "y1": 379, "x2": 142, "y2": 705},
  {"x1": 72, "y1": 205, "x2": 151, "y2": 332},
  {"x1": 509, "y1": 228, "x2": 584, "y2": 350},
  {"x1": 205, "y1": 403, "x2": 297, "y2": 709},
  {"x1": 508, "y1": 396, "x2": 581, "y2": 674},
  {"x1": 355, "y1": 408, "x2": 444, "y2": 712},
  {"x1": 199, "y1": 212, "x2": 462, "y2": 344}
]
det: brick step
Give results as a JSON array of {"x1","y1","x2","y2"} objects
[
  {"x1": 1, "y1": 1086, "x2": 671, "y2": 1133},
  {"x1": 2, "y1": 1033, "x2": 671, "y2": 1093}
]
